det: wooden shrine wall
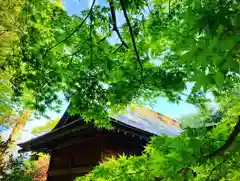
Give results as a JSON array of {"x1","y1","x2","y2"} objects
[
  {"x1": 47, "y1": 131, "x2": 147, "y2": 181},
  {"x1": 47, "y1": 137, "x2": 101, "y2": 181},
  {"x1": 101, "y1": 132, "x2": 146, "y2": 161}
]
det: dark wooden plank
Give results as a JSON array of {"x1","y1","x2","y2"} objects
[
  {"x1": 72, "y1": 138, "x2": 101, "y2": 167},
  {"x1": 51, "y1": 147, "x2": 72, "y2": 169},
  {"x1": 48, "y1": 166, "x2": 93, "y2": 176}
]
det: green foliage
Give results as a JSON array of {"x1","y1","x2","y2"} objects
[
  {"x1": 148, "y1": 0, "x2": 240, "y2": 94},
  {"x1": 1, "y1": 154, "x2": 34, "y2": 181},
  {"x1": 0, "y1": 0, "x2": 21, "y2": 123},
  {"x1": 78, "y1": 117, "x2": 240, "y2": 181},
  {"x1": 0, "y1": 0, "x2": 33, "y2": 125},
  {"x1": 0, "y1": 70, "x2": 15, "y2": 124},
  {"x1": 25, "y1": 153, "x2": 50, "y2": 181},
  {"x1": 32, "y1": 118, "x2": 59, "y2": 134},
  {"x1": 1, "y1": 0, "x2": 239, "y2": 180},
  {"x1": 3, "y1": 0, "x2": 238, "y2": 126},
  {"x1": 77, "y1": 86, "x2": 240, "y2": 181},
  {"x1": 180, "y1": 108, "x2": 221, "y2": 129}
]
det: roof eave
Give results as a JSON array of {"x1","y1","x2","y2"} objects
[{"x1": 18, "y1": 117, "x2": 155, "y2": 152}]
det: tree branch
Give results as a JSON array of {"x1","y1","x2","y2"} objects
[
  {"x1": 119, "y1": 0, "x2": 145, "y2": 87},
  {"x1": 59, "y1": 39, "x2": 89, "y2": 61},
  {"x1": 43, "y1": 0, "x2": 96, "y2": 58},
  {"x1": 60, "y1": 36, "x2": 109, "y2": 68},
  {"x1": 206, "y1": 157, "x2": 231, "y2": 181},
  {"x1": 109, "y1": 0, "x2": 128, "y2": 49},
  {"x1": 208, "y1": 116, "x2": 240, "y2": 158},
  {"x1": 98, "y1": 36, "x2": 107, "y2": 43},
  {"x1": 59, "y1": 36, "x2": 107, "y2": 62},
  {"x1": 112, "y1": 44, "x2": 123, "y2": 54}
]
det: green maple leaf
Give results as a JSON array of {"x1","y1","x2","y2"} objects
[{"x1": 213, "y1": 72, "x2": 224, "y2": 89}]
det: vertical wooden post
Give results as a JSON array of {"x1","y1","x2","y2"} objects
[
  {"x1": 100, "y1": 133, "x2": 104, "y2": 162},
  {"x1": 46, "y1": 152, "x2": 54, "y2": 181}
]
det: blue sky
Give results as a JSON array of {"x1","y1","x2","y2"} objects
[
  {"x1": 63, "y1": 0, "x2": 108, "y2": 15},
  {"x1": 1, "y1": 0, "x2": 198, "y2": 142}
]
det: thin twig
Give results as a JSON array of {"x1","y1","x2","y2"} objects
[
  {"x1": 206, "y1": 157, "x2": 231, "y2": 181},
  {"x1": 169, "y1": 0, "x2": 171, "y2": 15},
  {"x1": 144, "y1": 0, "x2": 153, "y2": 15},
  {"x1": 97, "y1": 30, "x2": 112, "y2": 43},
  {"x1": 58, "y1": 39, "x2": 89, "y2": 61},
  {"x1": 42, "y1": 0, "x2": 96, "y2": 58},
  {"x1": 0, "y1": 30, "x2": 8, "y2": 36},
  {"x1": 112, "y1": 44, "x2": 123, "y2": 54},
  {"x1": 119, "y1": 0, "x2": 146, "y2": 87},
  {"x1": 59, "y1": 36, "x2": 106, "y2": 62},
  {"x1": 98, "y1": 36, "x2": 107, "y2": 43},
  {"x1": 90, "y1": 7, "x2": 93, "y2": 68},
  {"x1": 109, "y1": 0, "x2": 128, "y2": 49},
  {"x1": 207, "y1": 116, "x2": 240, "y2": 158}
]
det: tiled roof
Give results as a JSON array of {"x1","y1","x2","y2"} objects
[{"x1": 112, "y1": 106, "x2": 182, "y2": 136}]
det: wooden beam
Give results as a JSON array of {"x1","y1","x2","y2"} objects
[
  {"x1": 113, "y1": 127, "x2": 149, "y2": 140},
  {"x1": 54, "y1": 134, "x2": 101, "y2": 150},
  {"x1": 18, "y1": 122, "x2": 90, "y2": 150},
  {"x1": 46, "y1": 152, "x2": 54, "y2": 181}
]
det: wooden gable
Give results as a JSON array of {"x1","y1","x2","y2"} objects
[{"x1": 45, "y1": 124, "x2": 148, "y2": 181}]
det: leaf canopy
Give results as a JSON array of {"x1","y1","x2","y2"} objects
[{"x1": 2, "y1": 0, "x2": 239, "y2": 124}]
